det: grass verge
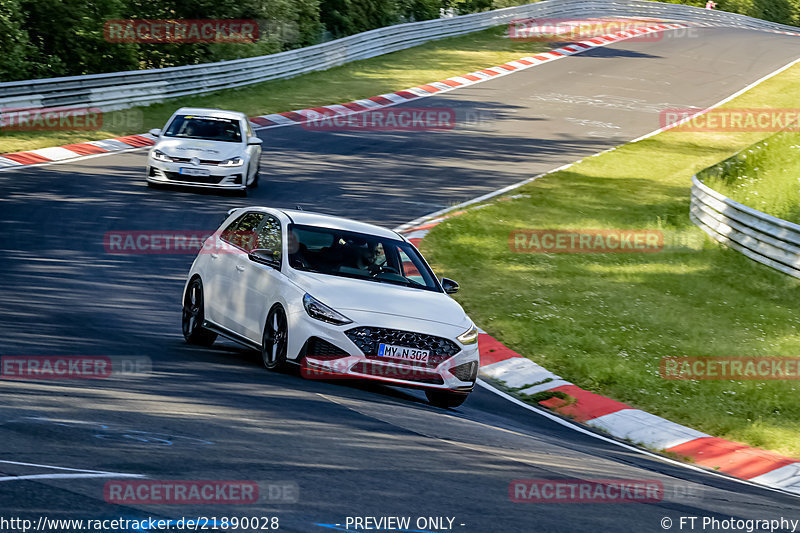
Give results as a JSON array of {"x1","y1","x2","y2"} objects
[
  {"x1": 423, "y1": 62, "x2": 800, "y2": 458},
  {"x1": 0, "y1": 26, "x2": 547, "y2": 155},
  {"x1": 700, "y1": 130, "x2": 800, "y2": 224}
]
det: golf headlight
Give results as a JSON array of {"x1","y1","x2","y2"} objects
[
  {"x1": 457, "y1": 324, "x2": 479, "y2": 345},
  {"x1": 303, "y1": 294, "x2": 352, "y2": 325},
  {"x1": 219, "y1": 156, "x2": 244, "y2": 167},
  {"x1": 152, "y1": 149, "x2": 172, "y2": 162}
]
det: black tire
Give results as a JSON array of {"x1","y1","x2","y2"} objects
[
  {"x1": 182, "y1": 278, "x2": 217, "y2": 346},
  {"x1": 262, "y1": 305, "x2": 288, "y2": 370},
  {"x1": 425, "y1": 389, "x2": 469, "y2": 408},
  {"x1": 249, "y1": 169, "x2": 260, "y2": 189}
]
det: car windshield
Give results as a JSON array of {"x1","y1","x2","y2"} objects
[
  {"x1": 163, "y1": 115, "x2": 242, "y2": 142},
  {"x1": 287, "y1": 224, "x2": 441, "y2": 292}
]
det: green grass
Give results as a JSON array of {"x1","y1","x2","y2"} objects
[
  {"x1": 700, "y1": 130, "x2": 800, "y2": 224},
  {"x1": 0, "y1": 26, "x2": 547, "y2": 155},
  {"x1": 423, "y1": 63, "x2": 800, "y2": 458}
]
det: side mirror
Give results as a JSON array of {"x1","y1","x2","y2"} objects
[
  {"x1": 149, "y1": 128, "x2": 162, "y2": 137},
  {"x1": 247, "y1": 136, "x2": 263, "y2": 145},
  {"x1": 249, "y1": 248, "x2": 280, "y2": 269},
  {"x1": 441, "y1": 277, "x2": 459, "y2": 294}
]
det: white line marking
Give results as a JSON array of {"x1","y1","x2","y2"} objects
[
  {"x1": 631, "y1": 56, "x2": 800, "y2": 143},
  {"x1": 476, "y1": 380, "x2": 800, "y2": 498},
  {"x1": 0, "y1": 459, "x2": 145, "y2": 481},
  {"x1": 393, "y1": 55, "x2": 800, "y2": 232},
  {"x1": 393, "y1": 54, "x2": 800, "y2": 498},
  {"x1": 0, "y1": 473, "x2": 143, "y2": 483}
]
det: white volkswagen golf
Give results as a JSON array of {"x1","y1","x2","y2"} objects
[
  {"x1": 146, "y1": 107, "x2": 262, "y2": 193},
  {"x1": 181, "y1": 207, "x2": 480, "y2": 407}
]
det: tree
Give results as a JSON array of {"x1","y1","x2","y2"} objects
[{"x1": 0, "y1": 0, "x2": 31, "y2": 81}]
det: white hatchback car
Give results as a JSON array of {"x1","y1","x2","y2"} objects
[
  {"x1": 182, "y1": 208, "x2": 480, "y2": 407},
  {"x1": 146, "y1": 107, "x2": 262, "y2": 193}
]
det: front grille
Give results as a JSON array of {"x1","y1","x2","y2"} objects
[
  {"x1": 450, "y1": 361, "x2": 478, "y2": 382},
  {"x1": 350, "y1": 362, "x2": 444, "y2": 384},
  {"x1": 163, "y1": 171, "x2": 224, "y2": 184},
  {"x1": 167, "y1": 156, "x2": 221, "y2": 165},
  {"x1": 345, "y1": 326, "x2": 460, "y2": 368},
  {"x1": 304, "y1": 337, "x2": 350, "y2": 359}
]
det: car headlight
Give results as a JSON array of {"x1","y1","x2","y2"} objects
[
  {"x1": 457, "y1": 324, "x2": 479, "y2": 345},
  {"x1": 219, "y1": 156, "x2": 244, "y2": 167},
  {"x1": 303, "y1": 293, "x2": 352, "y2": 325},
  {"x1": 151, "y1": 149, "x2": 172, "y2": 162}
]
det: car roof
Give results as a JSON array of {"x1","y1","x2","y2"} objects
[
  {"x1": 236, "y1": 207, "x2": 402, "y2": 240},
  {"x1": 172, "y1": 107, "x2": 248, "y2": 121}
]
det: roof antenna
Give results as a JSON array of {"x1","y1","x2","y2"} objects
[{"x1": 296, "y1": 205, "x2": 304, "y2": 211}]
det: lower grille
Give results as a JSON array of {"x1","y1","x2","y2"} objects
[
  {"x1": 304, "y1": 337, "x2": 350, "y2": 359},
  {"x1": 163, "y1": 171, "x2": 224, "y2": 184},
  {"x1": 345, "y1": 327, "x2": 460, "y2": 368},
  {"x1": 350, "y1": 362, "x2": 444, "y2": 385},
  {"x1": 450, "y1": 361, "x2": 478, "y2": 382}
]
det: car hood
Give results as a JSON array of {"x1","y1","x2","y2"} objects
[
  {"x1": 154, "y1": 138, "x2": 244, "y2": 160},
  {"x1": 289, "y1": 270, "x2": 471, "y2": 329}
]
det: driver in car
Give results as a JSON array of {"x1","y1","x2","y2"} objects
[
  {"x1": 288, "y1": 230, "x2": 310, "y2": 269},
  {"x1": 355, "y1": 242, "x2": 382, "y2": 272}
]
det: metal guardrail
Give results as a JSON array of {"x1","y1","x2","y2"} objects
[
  {"x1": 691, "y1": 176, "x2": 800, "y2": 278},
  {"x1": 1, "y1": 0, "x2": 798, "y2": 112}
]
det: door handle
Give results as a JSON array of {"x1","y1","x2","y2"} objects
[
  {"x1": 210, "y1": 253, "x2": 219, "y2": 259},
  {"x1": 235, "y1": 264, "x2": 245, "y2": 272}
]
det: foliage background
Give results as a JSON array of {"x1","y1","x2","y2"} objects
[{"x1": 0, "y1": 0, "x2": 797, "y2": 81}]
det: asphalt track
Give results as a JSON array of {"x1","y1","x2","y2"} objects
[{"x1": 2, "y1": 26, "x2": 800, "y2": 533}]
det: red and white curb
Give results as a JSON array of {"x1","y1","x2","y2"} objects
[
  {"x1": 400, "y1": 211, "x2": 800, "y2": 496},
  {"x1": 0, "y1": 21, "x2": 690, "y2": 171},
  {"x1": 0, "y1": 134, "x2": 157, "y2": 169},
  {"x1": 247, "y1": 22, "x2": 690, "y2": 129}
]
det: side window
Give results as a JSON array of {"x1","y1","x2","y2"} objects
[
  {"x1": 221, "y1": 212, "x2": 264, "y2": 251},
  {"x1": 246, "y1": 121, "x2": 254, "y2": 138},
  {"x1": 398, "y1": 249, "x2": 423, "y2": 283},
  {"x1": 256, "y1": 215, "x2": 282, "y2": 253}
]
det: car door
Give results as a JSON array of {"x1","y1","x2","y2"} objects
[
  {"x1": 202, "y1": 213, "x2": 241, "y2": 325},
  {"x1": 235, "y1": 214, "x2": 284, "y2": 343},
  {"x1": 210, "y1": 211, "x2": 265, "y2": 332}
]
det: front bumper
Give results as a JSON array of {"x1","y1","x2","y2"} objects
[
  {"x1": 147, "y1": 162, "x2": 246, "y2": 190},
  {"x1": 292, "y1": 316, "x2": 480, "y2": 392}
]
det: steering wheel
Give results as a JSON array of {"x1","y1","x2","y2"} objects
[
  {"x1": 369, "y1": 265, "x2": 400, "y2": 276},
  {"x1": 378, "y1": 265, "x2": 400, "y2": 274}
]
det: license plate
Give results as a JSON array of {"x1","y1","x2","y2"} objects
[
  {"x1": 179, "y1": 167, "x2": 210, "y2": 177},
  {"x1": 377, "y1": 343, "x2": 429, "y2": 363}
]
